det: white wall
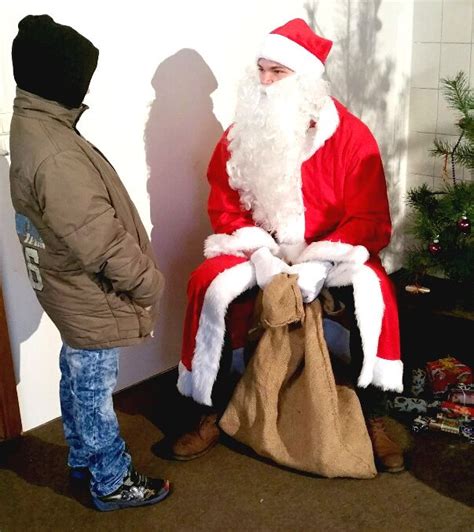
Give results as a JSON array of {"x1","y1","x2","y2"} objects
[
  {"x1": 0, "y1": 0, "x2": 413, "y2": 431},
  {"x1": 307, "y1": 0, "x2": 414, "y2": 270},
  {"x1": 408, "y1": 0, "x2": 474, "y2": 189}
]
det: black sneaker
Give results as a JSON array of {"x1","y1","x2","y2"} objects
[{"x1": 93, "y1": 467, "x2": 171, "y2": 511}]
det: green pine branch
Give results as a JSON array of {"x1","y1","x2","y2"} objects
[
  {"x1": 458, "y1": 114, "x2": 474, "y2": 141},
  {"x1": 454, "y1": 141, "x2": 474, "y2": 169},
  {"x1": 406, "y1": 72, "x2": 474, "y2": 284},
  {"x1": 431, "y1": 137, "x2": 453, "y2": 157},
  {"x1": 442, "y1": 71, "x2": 474, "y2": 115},
  {"x1": 405, "y1": 181, "x2": 474, "y2": 283}
]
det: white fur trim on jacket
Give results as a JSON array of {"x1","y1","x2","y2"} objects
[
  {"x1": 325, "y1": 261, "x2": 403, "y2": 393},
  {"x1": 297, "y1": 240, "x2": 369, "y2": 265},
  {"x1": 351, "y1": 266, "x2": 385, "y2": 389},
  {"x1": 204, "y1": 226, "x2": 279, "y2": 259},
  {"x1": 179, "y1": 261, "x2": 256, "y2": 405},
  {"x1": 369, "y1": 358, "x2": 404, "y2": 393},
  {"x1": 304, "y1": 97, "x2": 340, "y2": 160},
  {"x1": 177, "y1": 361, "x2": 193, "y2": 397}
]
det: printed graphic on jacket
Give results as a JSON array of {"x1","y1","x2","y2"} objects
[
  {"x1": 15, "y1": 213, "x2": 45, "y2": 249},
  {"x1": 15, "y1": 213, "x2": 44, "y2": 291}
]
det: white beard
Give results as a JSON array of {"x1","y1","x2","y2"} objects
[{"x1": 227, "y1": 70, "x2": 330, "y2": 244}]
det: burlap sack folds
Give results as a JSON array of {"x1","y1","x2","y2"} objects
[{"x1": 219, "y1": 273, "x2": 377, "y2": 479}]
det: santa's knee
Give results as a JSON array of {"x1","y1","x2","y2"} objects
[{"x1": 187, "y1": 255, "x2": 248, "y2": 298}]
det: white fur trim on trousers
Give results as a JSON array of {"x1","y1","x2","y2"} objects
[
  {"x1": 326, "y1": 261, "x2": 403, "y2": 393},
  {"x1": 177, "y1": 261, "x2": 256, "y2": 405}
]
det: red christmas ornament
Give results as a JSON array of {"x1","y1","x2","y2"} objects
[
  {"x1": 457, "y1": 215, "x2": 471, "y2": 234},
  {"x1": 428, "y1": 238, "x2": 441, "y2": 256}
]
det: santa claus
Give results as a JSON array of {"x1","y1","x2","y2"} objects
[{"x1": 172, "y1": 18, "x2": 404, "y2": 472}]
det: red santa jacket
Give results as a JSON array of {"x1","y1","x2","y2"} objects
[{"x1": 201, "y1": 98, "x2": 403, "y2": 394}]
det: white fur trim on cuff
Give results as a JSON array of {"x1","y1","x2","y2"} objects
[
  {"x1": 297, "y1": 240, "x2": 369, "y2": 264},
  {"x1": 359, "y1": 358, "x2": 404, "y2": 393},
  {"x1": 259, "y1": 33, "x2": 325, "y2": 76},
  {"x1": 191, "y1": 261, "x2": 256, "y2": 405},
  {"x1": 204, "y1": 226, "x2": 279, "y2": 259}
]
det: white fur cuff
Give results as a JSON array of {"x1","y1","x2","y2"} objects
[
  {"x1": 297, "y1": 240, "x2": 369, "y2": 264},
  {"x1": 204, "y1": 226, "x2": 278, "y2": 259}
]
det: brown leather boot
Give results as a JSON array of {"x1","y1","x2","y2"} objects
[
  {"x1": 367, "y1": 417, "x2": 405, "y2": 473},
  {"x1": 170, "y1": 414, "x2": 219, "y2": 461}
]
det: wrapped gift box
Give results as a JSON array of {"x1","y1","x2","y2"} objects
[
  {"x1": 448, "y1": 383, "x2": 474, "y2": 406},
  {"x1": 426, "y1": 356, "x2": 472, "y2": 395},
  {"x1": 440, "y1": 401, "x2": 474, "y2": 420}
]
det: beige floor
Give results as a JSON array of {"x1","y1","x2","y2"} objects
[{"x1": 0, "y1": 371, "x2": 473, "y2": 531}]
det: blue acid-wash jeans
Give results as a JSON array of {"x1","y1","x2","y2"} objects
[{"x1": 59, "y1": 343, "x2": 131, "y2": 496}]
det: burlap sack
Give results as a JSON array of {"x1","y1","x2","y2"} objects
[{"x1": 219, "y1": 273, "x2": 377, "y2": 479}]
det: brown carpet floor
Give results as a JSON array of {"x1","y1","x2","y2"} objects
[{"x1": 0, "y1": 369, "x2": 473, "y2": 531}]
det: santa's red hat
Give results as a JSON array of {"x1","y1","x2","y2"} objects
[{"x1": 258, "y1": 18, "x2": 332, "y2": 77}]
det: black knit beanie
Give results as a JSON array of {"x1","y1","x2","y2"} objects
[{"x1": 12, "y1": 15, "x2": 99, "y2": 109}]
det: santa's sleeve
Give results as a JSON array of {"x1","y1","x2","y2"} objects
[
  {"x1": 298, "y1": 124, "x2": 391, "y2": 266},
  {"x1": 204, "y1": 130, "x2": 278, "y2": 259}
]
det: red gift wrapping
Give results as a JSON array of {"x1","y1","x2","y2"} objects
[
  {"x1": 425, "y1": 356, "x2": 472, "y2": 395},
  {"x1": 440, "y1": 401, "x2": 474, "y2": 420}
]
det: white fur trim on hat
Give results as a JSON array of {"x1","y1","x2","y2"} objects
[{"x1": 258, "y1": 33, "x2": 324, "y2": 76}]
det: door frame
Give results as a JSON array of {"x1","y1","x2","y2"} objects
[{"x1": 0, "y1": 283, "x2": 22, "y2": 440}]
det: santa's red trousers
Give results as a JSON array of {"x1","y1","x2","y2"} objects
[{"x1": 180, "y1": 254, "x2": 400, "y2": 373}]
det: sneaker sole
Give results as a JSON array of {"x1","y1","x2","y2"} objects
[{"x1": 93, "y1": 481, "x2": 171, "y2": 512}]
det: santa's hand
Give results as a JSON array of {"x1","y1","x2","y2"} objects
[
  {"x1": 250, "y1": 247, "x2": 290, "y2": 289},
  {"x1": 290, "y1": 261, "x2": 332, "y2": 303}
]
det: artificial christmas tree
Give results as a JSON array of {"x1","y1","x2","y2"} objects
[{"x1": 406, "y1": 72, "x2": 474, "y2": 295}]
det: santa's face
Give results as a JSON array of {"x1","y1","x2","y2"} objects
[{"x1": 257, "y1": 58, "x2": 294, "y2": 85}]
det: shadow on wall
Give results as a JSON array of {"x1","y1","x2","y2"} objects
[
  {"x1": 144, "y1": 49, "x2": 224, "y2": 363},
  {"x1": 0, "y1": 155, "x2": 43, "y2": 384},
  {"x1": 306, "y1": 0, "x2": 410, "y2": 271}
]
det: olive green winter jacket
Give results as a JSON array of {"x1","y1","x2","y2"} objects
[{"x1": 9, "y1": 88, "x2": 164, "y2": 349}]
